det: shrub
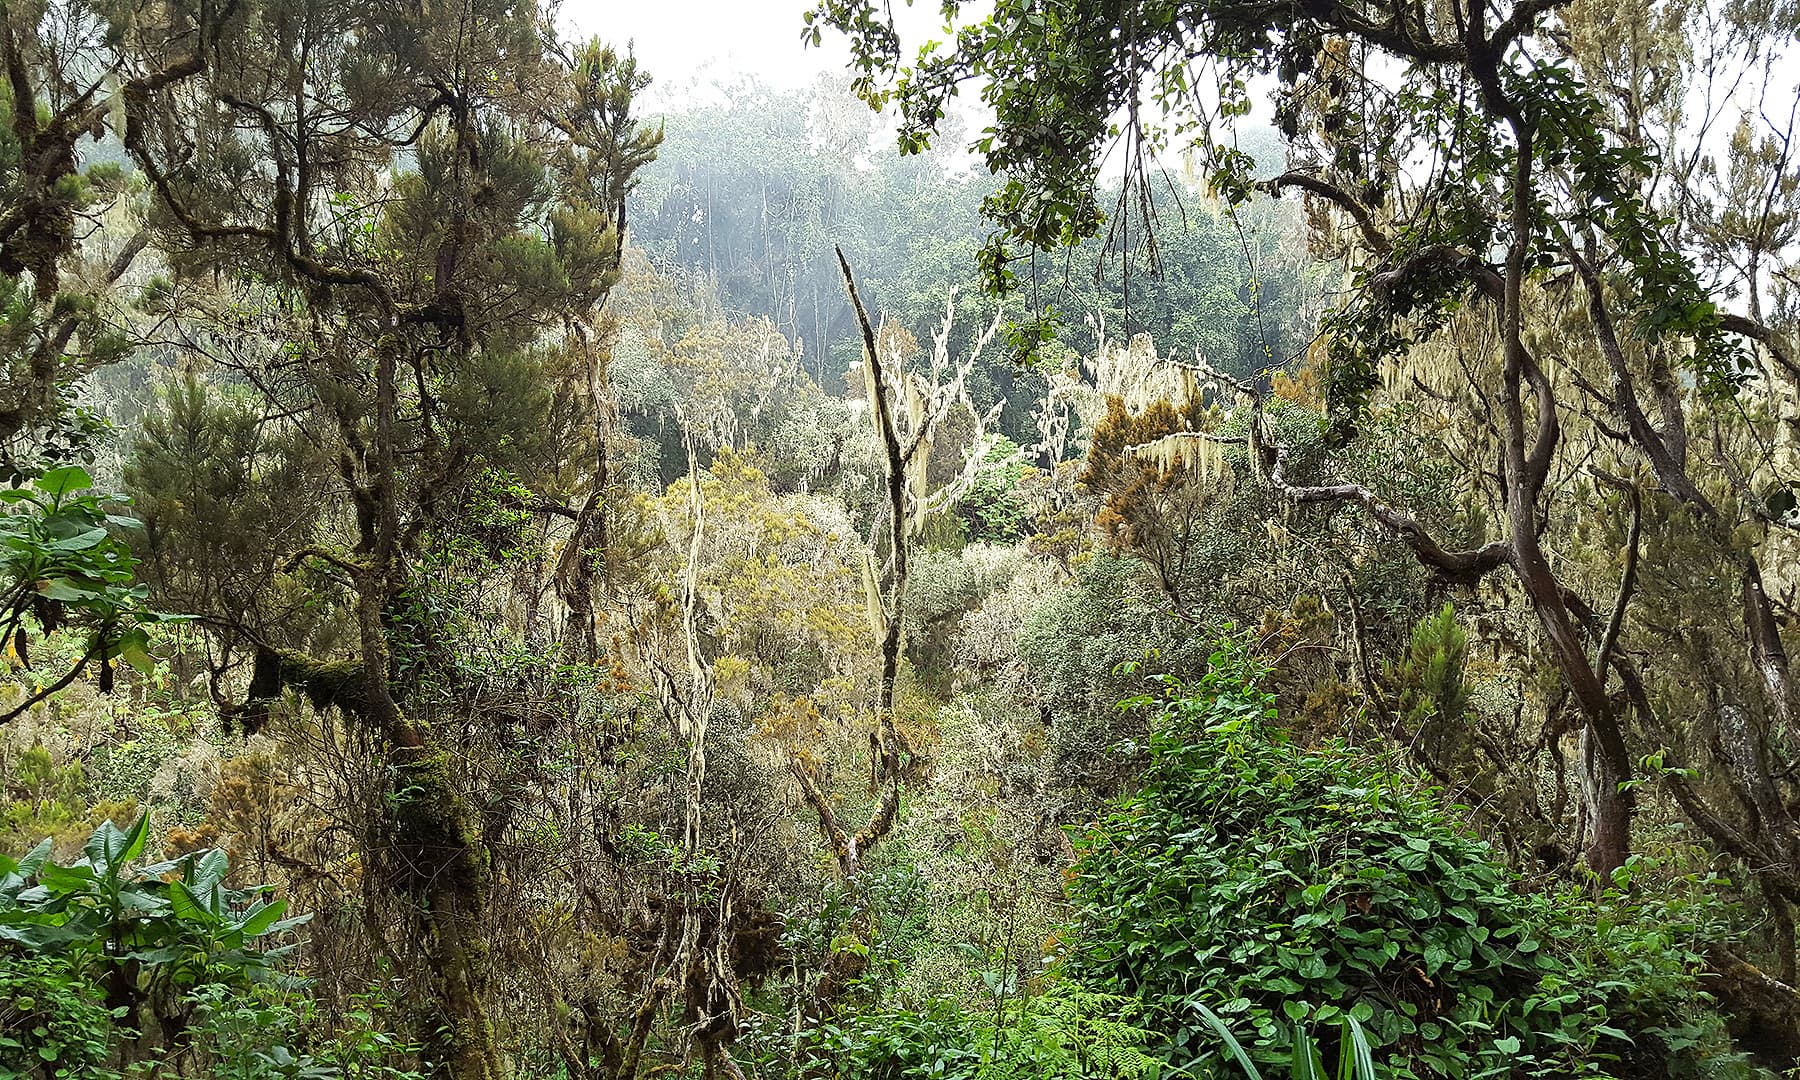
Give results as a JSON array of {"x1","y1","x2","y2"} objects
[
  {"x1": 0, "y1": 814, "x2": 308, "y2": 1071},
  {"x1": 1065, "y1": 636, "x2": 1748, "y2": 1079},
  {"x1": 0, "y1": 951, "x2": 118, "y2": 1079},
  {"x1": 956, "y1": 437, "x2": 1029, "y2": 543},
  {"x1": 808, "y1": 984, "x2": 1162, "y2": 1080}
]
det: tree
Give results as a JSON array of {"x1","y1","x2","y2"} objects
[
  {"x1": 812, "y1": 0, "x2": 1799, "y2": 892},
  {"x1": 0, "y1": 0, "x2": 224, "y2": 469},
  {"x1": 792, "y1": 250, "x2": 1007, "y2": 883},
  {"x1": 118, "y1": 2, "x2": 657, "y2": 1074},
  {"x1": 0, "y1": 0, "x2": 234, "y2": 720}
]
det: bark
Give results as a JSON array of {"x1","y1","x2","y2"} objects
[
  {"x1": 1704, "y1": 945, "x2": 1800, "y2": 1070},
  {"x1": 783, "y1": 249, "x2": 913, "y2": 882}
]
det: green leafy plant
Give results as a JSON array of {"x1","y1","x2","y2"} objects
[
  {"x1": 1066, "y1": 636, "x2": 1746, "y2": 1079},
  {"x1": 0, "y1": 813, "x2": 309, "y2": 1053},
  {"x1": 172, "y1": 983, "x2": 429, "y2": 1080},
  {"x1": 808, "y1": 983, "x2": 1163, "y2": 1080},
  {"x1": 958, "y1": 438, "x2": 1030, "y2": 543},
  {"x1": 1386, "y1": 603, "x2": 1470, "y2": 734},
  {"x1": 1193, "y1": 1001, "x2": 1378, "y2": 1080},
  {"x1": 0, "y1": 950, "x2": 120, "y2": 1079},
  {"x1": 0, "y1": 465, "x2": 172, "y2": 718}
]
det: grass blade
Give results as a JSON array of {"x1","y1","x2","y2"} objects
[{"x1": 1192, "y1": 1002, "x2": 1264, "y2": 1080}]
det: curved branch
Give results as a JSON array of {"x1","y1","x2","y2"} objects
[
  {"x1": 0, "y1": 643, "x2": 96, "y2": 725},
  {"x1": 1262, "y1": 172, "x2": 1391, "y2": 255},
  {"x1": 1263, "y1": 442, "x2": 1511, "y2": 584},
  {"x1": 1723, "y1": 312, "x2": 1800, "y2": 384}
]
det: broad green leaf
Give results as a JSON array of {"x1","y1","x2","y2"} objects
[
  {"x1": 265, "y1": 912, "x2": 312, "y2": 935},
  {"x1": 0, "y1": 921, "x2": 87, "y2": 949},
  {"x1": 119, "y1": 638, "x2": 155, "y2": 675},
  {"x1": 0, "y1": 837, "x2": 53, "y2": 891},
  {"x1": 39, "y1": 577, "x2": 104, "y2": 602},
  {"x1": 192, "y1": 848, "x2": 229, "y2": 898},
  {"x1": 117, "y1": 813, "x2": 151, "y2": 871},
  {"x1": 37, "y1": 465, "x2": 93, "y2": 498},
  {"x1": 168, "y1": 881, "x2": 211, "y2": 924},
  {"x1": 236, "y1": 898, "x2": 289, "y2": 938},
  {"x1": 45, "y1": 527, "x2": 109, "y2": 552},
  {"x1": 123, "y1": 945, "x2": 185, "y2": 965},
  {"x1": 84, "y1": 821, "x2": 129, "y2": 873}
]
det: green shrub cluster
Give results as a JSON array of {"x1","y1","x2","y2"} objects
[
  {"x1": 807, "y1": 984, "x2": 1162, "y2": 1080},
  {"x1": 1065, "y1": 636, "x2": 1751, "y2": 1079},
  {"x1": 0, "y1": 816, "x2": 421, "y2": 1080}
]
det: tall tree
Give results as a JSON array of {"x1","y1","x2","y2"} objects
[{"x1": 119, "y1": 1, "x2": 656, "y2": 1074}]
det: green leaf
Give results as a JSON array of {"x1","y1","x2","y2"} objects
[
  {"x1": 1290, "y1": 1027, "x2": 1321, "y2": 1080},
  {"x1": 168, "y1": 881, "x2": 211, "y2": 924},
  {"x1": 45, "y1": 527, "x2": 109, "y2": 552},
  {"x1": 191, "y1": 848, "x2": 229, "y2": 898},
  {"x1": 37, "y1": 465, "x2": 93, "y2": 498},
  {"x1": 1343, "y1": 1015, "x2": 1378, "y2": 1080},
  {"x1": 1193, "y1": 1002, "x2": 1263, "y2": 1080},
  {"x1": 236, "y1": 898, "x2": 289, "y2": 938},
  {"x1": 39, "y1": 577, "x2": 103, "y2": 602},
  {"x1": 84, "y1": 819, "x2": 128, "y2": 874},
  {"x1": 1, "y1": 837, "x2": 53, "y2": 890}
]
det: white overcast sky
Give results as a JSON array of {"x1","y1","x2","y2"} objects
[{"x1": 556, "y1": 0, "x2": 877, "y2": 105}]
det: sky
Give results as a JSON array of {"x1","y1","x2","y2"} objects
[{"x1": 557, "y1": 0, "x2": 868, "y2": 106}]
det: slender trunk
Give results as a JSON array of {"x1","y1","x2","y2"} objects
[{"x1": 365, "y1": 339, "x2": 509, "y2": 1080}]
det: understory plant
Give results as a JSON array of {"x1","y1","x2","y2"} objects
[
  {"x1": 806, "y1": 982, "x2": 1163, "y2": 1080},
  {"x1": 0, "y1": 815, "x2": 423, "y2": 1080},
  {"x1": 1065, "y1": 633, "x2": 1753, "y2": 1079}
]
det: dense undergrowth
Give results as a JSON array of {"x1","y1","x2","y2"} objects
[
  {"x1": 0, "y1": 0, "x2": 1795, "y2": 1069},
  {"x1": 600, "y1": 635, "x2": 1750, "y2": 1080},
  {"x1": 1068, "y1": 640, "x2": 1749, "y2": 1079}
]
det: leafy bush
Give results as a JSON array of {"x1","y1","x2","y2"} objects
[
  {"x1": 1017, "y1": 555, "x2": 1213, "y2": 793},
  {"x1": 0, "y1": 951, "x2": 118, "y2": 1079},
  {"x1": 0, "y1": 813, "x2": 303, "y2": 980},
  {"x1": 1066, "y1": 636, "x2": 1748, "y2": 1079},
  {"x1": 175, "y1": 984, "x2": 427, "y2": 1080},
  {"x1": 956, "y1": 437, "x2": 1029, "y2": 543},
  {"x1": 782, "y1": 853, "x2": 934, "y2": 1009},
  {"x1": 0, "y1": 465, "x2": 163, "y2": 689},
  {"x1": 0, "y1": 814, "x2": 309, "y2": 1069},
  {"x1": 808, "y1": 984, "x2": 1162, "y2": 1080}
]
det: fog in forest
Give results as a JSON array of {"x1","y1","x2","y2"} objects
[{"x1": 2, "y1": 1, "x2": 1798, "y2": 1079}]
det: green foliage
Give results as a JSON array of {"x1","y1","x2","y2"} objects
[
  {"x1": 176, "y1": 984, "x2": 428, "y2": 1080},
  {"x1": 1066, "y1": 638, "x2": 1745, "y2": 1079},
  {"x1": 0, "y1": 814, "x2": 307, "y2": 1010},
  {"x1": 783, "y1": 854, "x2": 933, "y2": 1005},
  {"x1": 0, "y1": 816, "x2": 425, "y2": 1079},
  {"x1": 124, "y1": 377, "x2": 329, "y2": 624},
  {"x1": 1017, "y1": 556, "x2": 1214, "y2": 788},
  {"x1": 1192, "y1": 1000, "x2": 1379, "y2": 1080},
  {"x1": 0, "y1": 951, "x2": 118, "y2": 1080},
  {"x1": 1388, "y1": 602, "x2": 1471, "y2": 733},
  {"x1": 957, "y1": 438, "x2": 1029, "y2": 543},
  {"x1": 1, "y1": 744, "x2": 137, "y2": 857},
  {"x1": 811, "y1": 0, "x2": 1743, "y2": 395},
  {"x1": 0, "y1": 465, "x2": 162, "y2": 686},
  {"x1": 808, "y1": 984, "x2": 1163, "y2": 1080}
]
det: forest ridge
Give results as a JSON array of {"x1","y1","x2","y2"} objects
[{"x1": 0, "y1": 0, "x2": 1797, "y2": 1079}]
